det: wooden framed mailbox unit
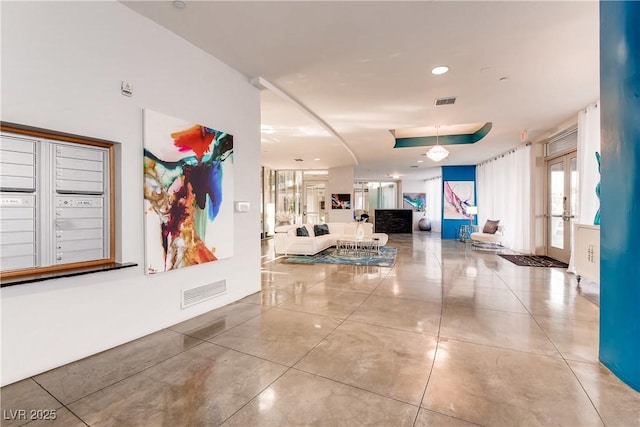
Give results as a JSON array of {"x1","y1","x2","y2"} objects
[{"x1": 0, "y1": 123, "x2": 116, "y2": 280}]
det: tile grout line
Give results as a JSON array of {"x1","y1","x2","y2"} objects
[
  {"x1": 54, "y1": 338, "x2": 211, "y2": 408},
  {"x1": 37, "y1": 314, "x2": 281, "y2": 410},
  {"x1": 412, "y1": 242, "x2": 446, "y2": 427},
  {"x1": 492, "y1": 267, "x2": 608, "y2": 427},
  {"x1": 30, "y1": 377, "x2": 90, "y2": 427},
  {"x1": 218, "y1": 252, "x2": 396, "y2": 425}
]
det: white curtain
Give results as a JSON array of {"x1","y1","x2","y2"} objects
[
  {"x1": 568, "y1": 101, "x2": 601, "y2": 271},
  {"x1": 424, "y1": 176, "x2": 442, "y2": 232},
  {"x1": 476, "y1": 144, "x2": 533, "y2": 253},
  {"x1": 577, "y1": 102, "x2": 601, "y2": 224}
]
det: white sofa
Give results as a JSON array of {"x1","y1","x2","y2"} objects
[
  {"x1": 274, "y1": 223, "x2": 389, "y2": 255},
  {"x1": 470, "y1": 225, "x2": 505, "y2": 247}
]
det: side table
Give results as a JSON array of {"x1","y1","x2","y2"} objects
[{"x1": 459, "y1": 225, "x2": 479, "y2": 242}]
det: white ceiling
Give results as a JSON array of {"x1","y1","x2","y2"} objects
[{"x1": 123, "y1": 1, "x2": 599, "y2": 180}]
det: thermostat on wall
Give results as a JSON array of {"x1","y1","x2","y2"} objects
[
  {"x1": 234, "y1": 201, "x2": 250, "y2": 213},
  {"x1": 121, "y1": 81, "x2": 133, "y2": 97}
]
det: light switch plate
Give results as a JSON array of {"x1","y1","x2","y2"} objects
[{"x1": 234, "y1": 201, "x2": 250, "y2": 213}]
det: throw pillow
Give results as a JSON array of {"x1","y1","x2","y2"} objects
[
  {"x1": 296, "y1": 226, "x2": 309, "y2": 237},
  {"x1": 483, "y1": 219, "x2": 500, "y2": 234},
  {"x1": 314, "y1": 223, "x2": 330, "y2": 236}
]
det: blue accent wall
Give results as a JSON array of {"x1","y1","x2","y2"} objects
[
  {"x1": 441, "y1": 166, "x2": 476, "y2": 239},
  {"x1": 599, "y1": 0, "x2": 640, "y2": 392}
]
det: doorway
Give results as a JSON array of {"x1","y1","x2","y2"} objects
[
  {"x1": 303, "y1": 181, "x2": 326, "y2": 224},
  {"x1": 546, "y1": 151, "x2": 578, "y2": 262}
]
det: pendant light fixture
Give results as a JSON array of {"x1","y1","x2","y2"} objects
[{"x1": 426, "y1": 125, "x2": 449, "y2": 162}]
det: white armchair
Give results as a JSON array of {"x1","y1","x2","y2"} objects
[{"x1": 470, "y1": 224, "x2": 505, "y2": 247}]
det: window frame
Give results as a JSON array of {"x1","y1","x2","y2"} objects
[{"x1": 0, "y1": 122, "x2": 116, "y2": 280}]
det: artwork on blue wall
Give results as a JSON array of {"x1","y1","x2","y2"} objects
[
  {"x1": 403, "y1": 192, "x2": 426, "y2": 211},
  {"x1": 444, "y1": 181, "x2": 474, "y2": 219}
]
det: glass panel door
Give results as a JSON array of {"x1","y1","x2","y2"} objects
[
  {"x1": 275, "y1": 170, "x2": 303, "y2": 225},
  {"x1": 303, "y1": 181, "x2": 326, "y2": 224},
  {"x1": 261, "y1": 167, "x2": 276, "y2": 238},
  {"x1": 547, "y1": 152, "x2": 578, "y2": 262}
]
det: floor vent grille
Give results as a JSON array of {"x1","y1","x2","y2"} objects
[{"x1": 182, "y1": 280, "x2": 226, "y2": 309}]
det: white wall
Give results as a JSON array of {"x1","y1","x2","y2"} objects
[
  {"x1": 400, "y1": 179, "x2": 426, "y2": 231},
  {"x1": 0, "y1": 2, "x2": 261, "y2": 386},
  {"x1": 327, "y1": 166, "x2": 354, "y2": 222}
]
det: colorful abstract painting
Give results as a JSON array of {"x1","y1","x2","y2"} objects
[
  {"x1": 443, "y1": 181, "x2": 474, "y2": 219},
  {"x1": 403, "y1": 193, "x2": 426, "y2": 211},
  {"x1": 143, "y1": 109, "x2": 234, "y2": 274}
]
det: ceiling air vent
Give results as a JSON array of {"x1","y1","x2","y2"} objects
[{"x1": 435, "y1": 97, "x2": 456, "y2": 106}]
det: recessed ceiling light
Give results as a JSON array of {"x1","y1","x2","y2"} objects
[
  {"x1": 173, "y1": 1, "x2": 186, "y2": 9},
  {"x1": 314, "y1": 158, "x2": 320, "y2": 161},
  {"x1": 417, "y1": 160, "x2": 424, "y2": 163},
  {"x1": 431, "y1": 66, "x2": 449, "y2": 75}
]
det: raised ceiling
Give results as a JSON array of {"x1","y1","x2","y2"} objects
[{"x1": 123, "y1": 1, "x2": 599, "y2": 180}]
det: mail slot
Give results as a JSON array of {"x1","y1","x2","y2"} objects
[
  {"x1": 55, "y1": 228, "x2": 103, "y2": 241},
  {"x1": 55, "y1": 207, "x2": 103, "y2": 219},
  {"x1": 56, "y1": 180, "x2": 103, "y2": 194},
  {"x1": 54, "y1": 144, "x2": 106, "y2": 195},
  {"x1": 1, "y1": 136, "x2": 35, "y2": 193},
  {"x1": 0, "y1": 255, "x2": 36, "y2": 271},
  {"x1": 56, "y1": 145, "x2": 103, "y2": 162},
  {"x1": 0, "y1": 192, "x2": 37, "y2": 271},
  {"x1": 1, "y1": 231, "x2": 35, "y2": 245},
  {"x1": 55, "y1": 157, "x2": 103, "y2": 173},
  {"x1": 0, "y1": 241, "x2": 36, "y2": 270},
  {"x1": 1, "y1": 135, "x2": 35, "y2": 153},
  {"x1": 55, "y1": 248, "x2": 105, "y2": 265},
  {"x1": 0, "y1": 219, "x2": 35, "y2": 233},
  {"x1": 0, "y1": 207, "x2": 34, "y2": 220},
  {"x1": 56, "y1": 239, "x2": 104, "y2": 252},
  {"x1": 56, "y1": 168, "x2": 103, "y2": 182},
  {"x1": 55, "y1": 218, "x2": 104, "y2": 230}
]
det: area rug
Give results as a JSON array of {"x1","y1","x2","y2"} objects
[
  {"x1": 284, "y1": 247, "x2": 397, "y2": 267},
  {"x1": 498, "y1": 254, "x2": 569, "y2": 268}
]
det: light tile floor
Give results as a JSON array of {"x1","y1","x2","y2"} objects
[{"x1": 2, "y1": 234, "x2": 639, "y2": 426}]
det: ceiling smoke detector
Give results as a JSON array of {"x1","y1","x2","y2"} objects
[{"x1": 435, "y1": 97, "x2": 456, "y2": 106}]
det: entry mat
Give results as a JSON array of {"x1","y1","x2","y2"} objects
[
  {"x1": 284, "y1": 247, "x2": 397, "y2": 267},
  {"x1": 498, "y1": 254, "x2": 569, "y2": 268}
]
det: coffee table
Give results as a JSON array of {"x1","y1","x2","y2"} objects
[{"x1": 336, "y1": 238, "x2": 381, "y2": 256}]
